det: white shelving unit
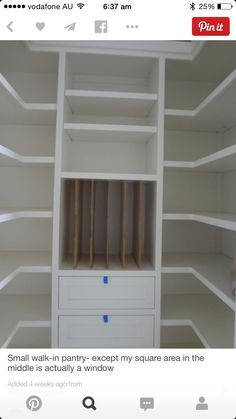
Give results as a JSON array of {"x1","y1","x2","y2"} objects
[
  {"x1": 161, "y1": 294, "x2": 234, "y2": 348},
  {"x1": 0, "y1": 144, "x2": 54, "y2": 166},
  {"x1": 164, "y1": 144, "x2": 236, "y2": 172},
  {"x1": 165, "y1": 68, "x2": 236, "y2": 131},
  {"x1": 162, "y1": 253, "x2": 234, "y2": 310},
  {"x1": 163, "y1": 41, "x2": 236, "y2": 348},
  {"x1": 51, "y1": 49, "x2": 163, "y2": 348},
  {"x1": 65, "y1": 90, "x2": 158, "y2": 117},
  {"x1": 0, "y1": 42, "x2": 58, "y2": 348},
  {"x1": 163, "y1": 212, "x2": 236, "y2": 232},
  {"x1": 2, "y1": 40, "x2": 236, "y2": 348}
]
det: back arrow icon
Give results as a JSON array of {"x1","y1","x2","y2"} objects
[{"x1": 7, "y1": 21, "x2": 13, "y2": 32}]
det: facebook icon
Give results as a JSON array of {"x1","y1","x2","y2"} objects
[{"x1": 95, "y1": 20, "x2": 108, "y2": 33}]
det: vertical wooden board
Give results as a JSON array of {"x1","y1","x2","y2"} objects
[
  {"x1": 106, "y1": 181, "x2": 110, "y2": 269},
  {"x1": 62, "y1": 180, "x2": 70, "y2": 263},
  {"x1": 89, "y1": 180, "x2": 96, "y2": 268},
  {"x1": 120, "y1": 181, "x2": 127, "y2": 268},
  {"x1": 133, "y1": 181, "x2": 143, "y2": 269},
  {"x1": 73, "y1": 179, "x2": 82, "y2": 268}
]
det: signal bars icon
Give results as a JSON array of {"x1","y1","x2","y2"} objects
[{"x1": 77, "y1": 3, "x2": 85, "y2": 8}]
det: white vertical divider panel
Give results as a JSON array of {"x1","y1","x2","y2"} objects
[
  {"x1": 234, "y1": 311, "x2": 236, "y2": 348},
  {"x1": 155, "y1": 57, "x2": 166, "y2": 347},
  {"x1": 51, "y1": 52, "x2": 66, "y2": 347}
]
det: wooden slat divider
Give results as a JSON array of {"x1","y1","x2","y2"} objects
[
  {"x1": 73, "y1": 179, "x2": 82, "y2": 268},
  {"x1": 62, "y1": 180, "x2": 70, "y2": 263},
  {"x1": 133, "y1": 181, "x2": 143, "y2": 269},
  {"x1": 106, "y1": 181, "x2": 110, "y2": 269},
  {"x1": 120, "y1": 181, "x2": 127, "y2": 268},
  {"x1": 89, "y1": 180, "x2": 96, "y2": 268}
]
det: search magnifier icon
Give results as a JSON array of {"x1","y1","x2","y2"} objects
[{"x1": 82, "y1": 396, "x2": 97, "y2": 410}]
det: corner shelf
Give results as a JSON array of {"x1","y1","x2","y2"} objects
[
  {"x1": 165, "y1": 68, "x2": 236, "y2": 131},
  {"x1": 0, "y1": 210, "x2": 53, "y2": 223},
  {"x1": 65, "y1": 89, "x2": 158, "y2": 117},
  {"x1": 0, "y1": 73, "x2": 56, "y2": 125},
  {"x1": 2, "y1": 321, "x2": 51, "y2": 348},
  {"x1": 163, "y1": 212, "x2": 236, "y2": 232},
  {"x1": 0, "y1": 145, "x2": 55, "y2": 167},
  {"x1": 0, "y1": 251, "x2": 52, "y2": 291},
  {"x1": 164, "y1": 144, "x2": 236, "y2": 172},
  {"x1": 161, "y1": 294, "x2": 235, "y2": 348},
  {"x1": 0, "y1": 295, "x2": 51, "y2": 348},
  {"x1": 162, "y1": 253, "x2": 235, "y2": 311}
]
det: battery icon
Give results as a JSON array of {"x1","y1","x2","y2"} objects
[{"x1": 217, "y1": 3, "x2": 233, "y2": 9}]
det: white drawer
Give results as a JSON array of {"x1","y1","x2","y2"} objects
[
  {"x1": 59, "y1": 315, "x2": 154, "y2": 348},
  {"x1": 59, "y1": 276, "x2": 155, "y2": 309}
]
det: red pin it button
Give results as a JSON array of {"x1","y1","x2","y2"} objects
[{"x1": 192, "y1": 17, "x2": 230, "y2": 35}]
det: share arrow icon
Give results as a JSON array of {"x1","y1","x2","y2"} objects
[{"x1": 65, "y1": 22, "x2": 76, "y2": 31}]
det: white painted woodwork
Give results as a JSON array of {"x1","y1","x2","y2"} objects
[
  {"x1": 59, "y1": 315, "x2": 154, "y2": 348},
  {"x1": 64, "y1": 123, "x2": 157, "y2": 142},
  {"x1": 0, "y1": 42, "x2": 56, "y2": 348},
  {"x1": 162, "y1": 295, "x2": 235, "y2": 348},
  {"x1": 165, "y1": 144, "x2": 236, "y2": 172},
  {"x1": 0, "y1": 74, "x2": 56, "y2": 125},
  {"x1": 61, "y1": 172, "x2": 157, "y2": 181},
  {"x1": 0, "y1": 210, "x2": 52, "y2": 223},
  {"x1": 0, "y1": 295, "x2": 51, "y2": 348},
  {"x1": 0, "y1": 145, "x2": 54, "y2": 167},
  {"x1": 0, "y1": 251, "x2": 51, "y2": 292},
  {"x1": 163, "y1": 212, "x2": 236, "y2": 232},
  {"x1": 1, "y1": 41, "x2": 236, "y2": 349},
  {"x1": 165, "y1": 69, "x2": 236, "y2": 131},
  {"x1": 162, "y1": 253, "x2": 235, "y2": 310},
  {"x1": 65, "y1": 90, "x2": 158, "y2": 117},
  {"x1": 59, "y1": 276, "x2": 155, "y2": 309},
  {"x1": 3, "y1": 321, "x2": 51, "y2": 349},
  {"x1": 161, "y1": 325, "x2": 204, "y2": 348}
]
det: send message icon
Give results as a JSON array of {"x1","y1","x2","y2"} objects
[{"x1": 140, "y1": 398, "x2": 154, "y2": 411}]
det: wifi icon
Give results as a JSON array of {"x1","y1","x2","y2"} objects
[{"x1": 77, "y1": 2, "x2": 85, "y2": 8}]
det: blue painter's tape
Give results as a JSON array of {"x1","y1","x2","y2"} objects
[
  {"x1": 103, "y1": 276, "x2": 108, "y2": 284},
  {"x1": 103, "y1": 315, "x2": 109, "y2": 323}
]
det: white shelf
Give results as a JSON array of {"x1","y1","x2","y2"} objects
[
  {"x1": 0, "y1": 251, "x2": 51, "y2": 291},
  {"x1": 0, "y1": 295, "x2": 51, "y2": 348},
  {"x1": 162, "y1": 253, "x2": 235, "y2": 311},
  {"x1": 61, "y1": 172, "x2": 157, "y2": 182},
  {"x1": 2, "y1": 321, "x2": 51, "y2": 348},
  {"x1": 64, "y1": 123, "x2": 157, "y2": 142},
  {"x1": 0, "y1": 73, "x2": 56, "y2": 125},
  {"x1": 65, "y1": 89, "x2": 157, "y2": 117},
  {"x1": 163, "y1": 212, "x2": 236, "y2": 232},
  {"x1": 0, "y1": 209, "x2": 53, "y2": 223},
  {"x1": 0, "y1": 145, "x2": 55, "y2": 167},
  {"x1": 162, "y1": 294, "x2": 235, "y2": 348},
  {"x1": 165, "y1": 68, "x2": 236, "y2": 131},
  {"x1": 164, "y1": 144, "x2": 236, "y2": 172}
]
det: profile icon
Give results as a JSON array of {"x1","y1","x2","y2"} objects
[{"x1": 196, "y1": 396, "x2": 208, "y2": 410}]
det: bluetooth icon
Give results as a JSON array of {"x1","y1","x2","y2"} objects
[{"x1": 190, "y1": 2, "x2": 196, "y2": 10}]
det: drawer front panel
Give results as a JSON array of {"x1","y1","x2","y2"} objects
[
  {"x1": 59, "y1": 315, "x2": 154, "y2": 348},
  {"x1": 59, "y1": 276, "x2": 155, "y2": 309}
]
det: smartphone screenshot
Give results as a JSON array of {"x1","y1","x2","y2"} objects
[{"x1": 0, "y1": 1, "x2": 236, "y2": 417}]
